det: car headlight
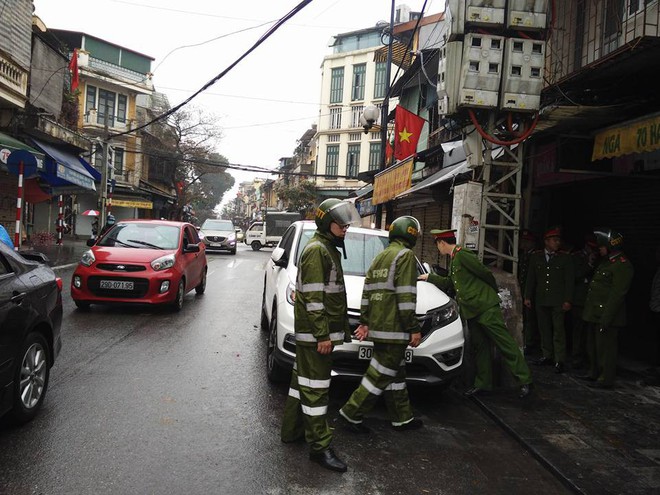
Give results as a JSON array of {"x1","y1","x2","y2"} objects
[
  {"x1": 80, "y1": 250, "x2": 95, "y2": 267},
  {"x1": 151, "y1": 253, "x2": 176, "y2": 271},
  {"x1": 198, "y1": 233, "x2": 205, "y2": 240},
  {"x1": 286, "y1": 282, "x2": 296, "y2": 305},
  {"x1": 228, "y1": 233, "x2": 236, "y2": 241}
]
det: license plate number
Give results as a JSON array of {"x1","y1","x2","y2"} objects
[
  {"x1": 100, "y1": 280, "x2": 134, "y2": 290},
  {"x1": 210, "y1": 242, "x2": 223, "y2": 247},
  {"x1": 358, "y1": 346, "x2": 413, "y2": 363}
]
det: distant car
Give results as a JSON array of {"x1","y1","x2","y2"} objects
[
  {"x1": 235, "y1": 228, "x2": 244, "y2": 243},
  {"x1": 261, "y1": 221, "x2": 465, "y2": 387},
  {"x1": 198, "y1": 219, "x2": 237, "y2": 255},
  {"x1": 71, "y1": 220, "x2": 207, "y2": 311},
  {"x1": 0, "y1": 242, "x2": 63, "y2": 424}
]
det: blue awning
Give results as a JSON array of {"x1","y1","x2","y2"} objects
[{"x1": 31, "y1": 138, "x2": 97, "y2": 191}]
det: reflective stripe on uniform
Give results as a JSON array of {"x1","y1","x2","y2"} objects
[
  {"x1": 301, "y1": 404, "x2": 328, "y2": 416},
  {"x1": 298, "y1": 376, "x2": 331, "y2": 389},
  {"x1": 385, "y1": 381, "x2": 407, "y2": 391},
  {"x1": 306, "y1": 302, "x2": 324, "y2": 311},
  {"x1": 296, "y1": 331, "x2": 345, "y2": 343},
  {"x1": 301, "y1": 283, "x2": 324, "y2": 292},
  {"x1": 288, "y1": 388, "x2": 301, "y2": 399},
  {"x1": 361, "y1": 298, "x2": 369, "y2": 306},
  {"x1": 369, "y1": 357, "x2": 398, "y2": 377},
  {"x1": 398, "y1": 302, "x2": 416, "y2": 311},
  {"x1": 391, "y1": 417, "x2": 415, "y2": 427},
  {"x1": 396, "y1": 285, "x2": 417, "y2": 294},
  {"x1": 360, "y1": 376, "x2": 384, "y2": 396},
  {"x1": 368, "y1": 330, "x2": 410, "y2": 340}
]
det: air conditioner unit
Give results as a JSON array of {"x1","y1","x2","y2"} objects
[
  {"x1": 507, "y1": 0, "x2": 549, "y2": 30},
  {"x1": 500, "y1": 38, "x2": 545, "y2": 111},
  {"x1": 458, "y1": 34, "x2": 504, "y2": 110}
]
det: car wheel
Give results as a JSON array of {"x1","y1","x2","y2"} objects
[
  {"x1": 260, "y1": 281, "x2": 269, "y2": 332},
  {"x1": 195, "y1": 268, "x2": 207, "y2": 294},
  {"x1": 74, "y1": 301, "x2": 90, "y2": 310},
  {"x1": 9, "y1": 332, "x2": 51, "y2": 424},
  {"x1": 231, "y1": 248, "x2": 237, "y2": 255},
  {"x1": 251, "y1": 241, "x2": 261, "y2": 251},
  {"x1": 266, "y1": 307, "x2": 288, "y2": 383},
  {"x1": 172, "y1": 279, "x2": 185, "y2": 311}
]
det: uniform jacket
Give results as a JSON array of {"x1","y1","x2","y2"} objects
[
  {"x1": 583, "y1": 252, "x2": 634, "y2": 328},
  {"x1": 360, "y1": 238, "x2": 420, "y2": 344},
  {"x1": 427, "y1": 246, "x2": 500, "y2": 320},
  {"x1": 294, "y1": 231, "x2": 350, "y2": 347},
  {"x1": 524, "y1": 250, "x2": 575, "y2": 307}
]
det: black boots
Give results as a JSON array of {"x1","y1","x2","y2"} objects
[{"x1": 309, "y1": 448, "x2": 347, "y2": 472}]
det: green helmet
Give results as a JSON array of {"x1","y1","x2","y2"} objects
[
  {"x1": 315, "y1": 198, "x2": 361, "y2": 232},
  {"x1": 594, "y1": 228, "x2": 624, "y2": 251},
  {"x1": 389, "y1": 216, "x2": 421, "y2": 246}
]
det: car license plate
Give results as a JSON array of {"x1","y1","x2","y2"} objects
[
  {"x1": 358, "y1": 346, "x2": 413, "y2": 363},
  {"x1": 100, "y1": 280, "x2": 134, "y2": 290},
  {"x1": 210, "y1": 242, "x2": 223, "y2": 247}
]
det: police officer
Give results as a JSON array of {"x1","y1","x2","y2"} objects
[
  {"x1": 524, "y1": 227, "x2": 575, "y2": 373},
  {"x1": 421, "y1": 229, "x2": 533, "y2": 398},
  {"x1": 280, "y1": 198, "x2": 360, "y2": 473},
  {"x1": 100, "y1": 213, "x2": 116, "y2": 236},
  {"x1": 339, "y1": 216, "x2": 423, "y2": 433},
  {"x1": 569, "y1": 234, "x2": 598, "y2": 368},
  {"x1": 580, "y1": 228, "x2": 634, "y2": 389}
]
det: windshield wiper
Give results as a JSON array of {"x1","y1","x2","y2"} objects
[
  {"x1": 103, "y1": 238, "x2": 132, "y2": 247},
  {"x1": 126, "y1": 239, "x2": 164, "y2": 250}
]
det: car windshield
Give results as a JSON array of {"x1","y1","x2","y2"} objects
[
  {"x1": 202, "y1": 220, "x2": 234, "y2": 231},
  {"x1": 296, "y1": 230, "x2": 389, "y2": 276},
  {"x1": 98, "y1": 224, "x2": 180, "y2": 250}
]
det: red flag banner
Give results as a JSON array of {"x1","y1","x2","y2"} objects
[
  {"x1": 393, "y1": 105, "x2": 425, "y2": 161},
  {"x1": 68, "y1": 48, "x2": 79, "y2": 92}
]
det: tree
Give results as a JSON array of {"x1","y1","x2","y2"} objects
[{"x1": 273, "y1": 179, "x2": 317, "y2": 217}]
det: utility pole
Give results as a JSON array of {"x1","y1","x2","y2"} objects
[{"x1": 99, "y1": 102, "x2": 110, "y2": 226}]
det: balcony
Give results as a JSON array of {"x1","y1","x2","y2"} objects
[{"x1": 0, "y1": 50, "x2": 28, "y2": 108}]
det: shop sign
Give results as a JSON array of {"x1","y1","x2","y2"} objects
[
  {"x1": 372, "y1": 158, "x2": 414, "y2": 205},
  {"x1": 592, "y1": 113, "x2": 660, "y2": 160},
  {"x1": 112, "y1": 199, "x2": 153, "y2": 209}
]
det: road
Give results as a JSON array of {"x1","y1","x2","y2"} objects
[{"x1": 0, "y1": 244, "x2": 570, "y2": 494}]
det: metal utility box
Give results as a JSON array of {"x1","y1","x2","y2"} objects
[
  {"x1": 437, "y1": 41, "x2": 463, "y2": 116},
  {"x1": 507, "y1": 0, "x2": 549, "y2": 30},
  {"x1": 459, "y1": 34, "x2": 504, "y2": 110},
  {"x1": 466, "y1": 0, "x2": 506, "y2": 28},
  {"x1": 444, "y1": 0, "x2": 466, "y2": 40},
  {"x1": 500, "y1": 38, "x2": 545, "y2": 111},
  {"x1": 451, "y1": 181, "x2": 483, "y2": 250}
]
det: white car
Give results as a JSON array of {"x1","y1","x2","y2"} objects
[{"x1": 261, "y1": 221, "x2": 465, "y2": 387}]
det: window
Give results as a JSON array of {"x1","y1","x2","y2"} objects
[
  {"x1": 330, "y1": 107, "x2": 342, "y2": 130},
  {"x1": 351, "y1": 63, "x2": 366, "y2": 101},
  {"x1": 347, "y1": 144, "x2": 360, "y2": 178},
  {"x1": 113, "y1": 147, "x2": 124, "y2": 178},
  {"x1": 349, "y1": 133, "x2": 362, "y2": 142},
  {"x1": 326, "y1": 145, "x2": 339, "y2": 178},
  {"x1": 351, "y1": 106, "x2": 364, "y2": 128},
  {"x1": 85, "y1": 85, "x2": 128, "y2": 126},
  {"x1": 328, "y1": 134, "x2": 340, "y2": 143},
  {"x1": 369, "y1": 142, "x2": 382, "y2": 171},
  {"x1": 374, "y1": 62, "x2": 387, "y2": 98},
  {"x1": 330, "y1": 67, "x2": 344, "y2": 104}
]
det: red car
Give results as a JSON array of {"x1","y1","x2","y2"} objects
[{"x1": 71, "y1": 220, "x2": 207, "y2": 311}]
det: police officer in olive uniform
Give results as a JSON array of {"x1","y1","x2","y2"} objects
[
  {"x1": 580, "y1": 228, "x2": 634, "y2": 389},
  {"x1": 339, "y1": 216, "x2": 424, "y2": 432},
  {"x1": 421, "y1": 229, "x2": 533, "y2": 398},
  {"x1": 524, "y1": 227, "x2": 575, "y2": 373},
  {"x1": 280, "y1": 198, "x2": 361, "y2": 473},
  {"x1": 569, "y1": 235, "x2": 598, "y2": 368}
]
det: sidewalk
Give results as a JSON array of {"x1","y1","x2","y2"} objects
[
  {"x1": 19, "y1": 237, "x2": 90, "y2": 269},
  {"x1": 472, "y1": 358, "x2": 660, "y2": 495}
]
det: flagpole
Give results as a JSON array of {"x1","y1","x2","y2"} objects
[{"x1": 376, "y1": 0, "x2": 396, "y2": 229}]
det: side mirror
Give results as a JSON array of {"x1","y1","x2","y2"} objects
[
  {"x1": 183, "y1": 243, "x2": 200, "y2": 253},
  {"x1": 271, "y1": 246, "x2": 288, "y2": 267},
  {"x1": 86, "y1": 238, "x2": 96, "y2": 247}
]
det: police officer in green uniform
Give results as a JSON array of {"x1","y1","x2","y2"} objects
[
  {"x1": 524, "y1": 227, "x2": 575, "y2": 373},
  {"x1": 280, "y1": 198, "x2": 361, "y2": 472},
  {"x1": 339, "y1": 216, "x2": 424, "y2": 433},
  {"x1": 580, "y1": 228, "x2": 634, "y2": 389},
  {"x1": 421, "y1": 229, "x2": 533, "y2": 398},
  {"x1": 569, "y1": 235, "x2": 598, "y2": 368}
]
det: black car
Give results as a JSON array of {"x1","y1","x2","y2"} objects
[{"x1": 0, "y1": 242, "x2": 63, "y2": 424}]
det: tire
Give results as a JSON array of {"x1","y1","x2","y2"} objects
[
  {"x1": 231, "y1": 248, "x2": 237, "y2": 255},
  {"x1": 8, "y1": 332, "x2": 51, "y2": 424},
  {"x1": 251, "y1": 241, "x2": 261, "y2": 251},
  {"x1": 74, "y1": 301, "x2": 90, "y2": 310},
  {"x1": 172, "y1": 279, "x2": 185, "y2": 311},
  {"x1": 195, "y1": 268, "x2": 207, "y2": 294},
  {"x1": 260, "y1": 280, "x2": 269, "y2": 332},
  {"x1": 266, "y1": 307, "x2": 288, "y2": 383}
]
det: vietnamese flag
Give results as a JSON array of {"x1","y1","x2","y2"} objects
[
  {"x1": 68, "y1": 48, "x2": 79, "y2": 91},
  {"x1": 393, "y1": 105, "x2": 425, "y2": 161}
]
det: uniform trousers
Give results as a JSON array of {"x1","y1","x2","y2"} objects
[
  {"x1": 570, "y1": 305, "x2": 587, "y2": 365},
  {"x1": 584, "y1": 323, "x2": 619, "y2": 386},
  {"x1": 536, "y1": 305, "x2": 567, "y2": 364},
  {"x1": 280, "y1": 345, "x2": 333, "y2": 453},
  {"x1": 340, "y1": 343, "x2": 413, "y2": 426},
  {"x1": 469, "y1": 304, "x2": 533, "y2": 390}
]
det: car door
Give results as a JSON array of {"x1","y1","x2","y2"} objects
[
  {"x1": 182, "y1": 225, "x2": 203, "y2": 288},
  {"x1": 265, "y1": 224, "x2": 296, "y2": 320}
]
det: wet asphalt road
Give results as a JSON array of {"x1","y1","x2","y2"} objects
[{"x1": 0, "y1": 244, "x2": 570, "y2": 494}]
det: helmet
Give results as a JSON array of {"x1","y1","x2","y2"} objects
[
  {"x1": 594, "y1": 228, "x2": 623, "y2": 251},
  {"x1": 314, "y1": 198, "x2": 361, "y2": 233},
  {"x1": 106, "y1": 214, "x2": 116, "y2": 225},
  {"x1": 389, "y1": 216, "x2": 421, "y2": 246}
]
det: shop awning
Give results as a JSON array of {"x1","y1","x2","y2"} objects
[
  {"x1": 31, "y1": 138, "x2": 97, "y2": 191},
  {"x1": 0, "y1": 131, "x2": 45, "y2": 172},
  {"x1": 395, "y1": 160, "x2": 471, "y2": 199}
]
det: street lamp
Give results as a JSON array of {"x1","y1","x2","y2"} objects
[{"x1": 360, "y1": 105, "x2": 380, "y2": 134}]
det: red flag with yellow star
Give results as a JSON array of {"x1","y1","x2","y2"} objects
[{"x1": 393, "y1": 105, "x2": 425, "y2": 160}]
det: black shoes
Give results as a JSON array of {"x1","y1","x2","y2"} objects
[
  {"x1": 533, "y1": 357, "x2": 553, "y2": 366},
  {"x1": 338, "y1": 410, "x2": 371, "y2": 434},
  {"x1": 309, "y1": 448, "x2": 347, "y2": 473},
  {"x1": 519, "y1": 383, "x2": 533, "y2": 399},
  {"x1": 554, "y1": 362, "x2": 565, "y2": 374},
  {"x1": 392, "y1": 418, "x2": 423, "y2": 431}
]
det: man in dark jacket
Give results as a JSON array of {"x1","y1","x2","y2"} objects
[
  {"x1": 421, "y1": 229, "x2": 533, "y2": 399},
  {"x1": 339, "y1": 216, "x2": 424, "y2": 433},
  {"x1": 280, "y1": 198, "x2": 360, "y2": 473}
]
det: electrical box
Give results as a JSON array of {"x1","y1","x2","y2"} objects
[
  {"x1": 437, "y1": 41, "x2": 463, "y2": 116},
  {"x1": 466, "y1": 0, "x2": 506, "y2": 28},
  {"x1": 500, "y1": 38, "x2": 545, "y2": 111},
  {"x1": 444, "y1": 0, "x2": 466, "y2": 40},
  {"x1": 451, "y1": 181, "x2": 483, "y2": 250},
  {"x1": 458, "y1": 34, "x2": 504, "y2": 110},
  {"x1": 507, "y1": 0, "x2": 549, "y2": 31}
]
